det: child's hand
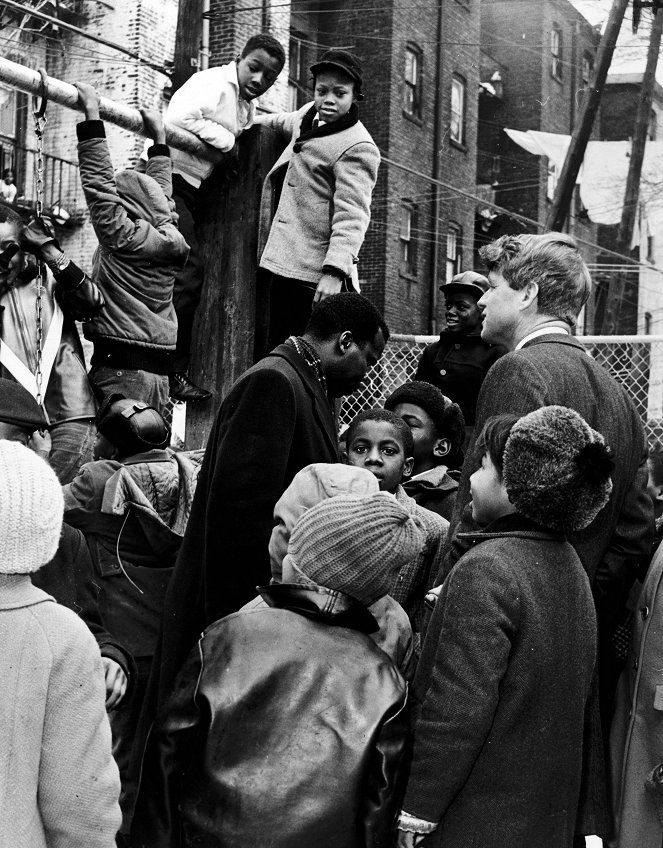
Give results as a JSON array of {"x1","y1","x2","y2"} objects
[
  {"x1": 397, "y1": 831, "x2": 427, "y2": 848},
  {"x1": 139, "y1": 108, "x2": 166, "y2": 145},
  {"x1": 28, "y1": 427, "x2": 52, "y2": 459},
  {"x1": 314, "y1": 272, "x2": 344, "y2": 302},
  {"x1": 76, "y1": 83, "x2": 101, "y2": 121},
  {"x1": 102, "y1": 657, "x2": 128, "y2": 710}
]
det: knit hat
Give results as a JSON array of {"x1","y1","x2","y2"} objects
[
  {"x1": 310, "y1": 49, "x2": 364, "y2": 99},
  {"x1": 287, "y1": 492, "x2": 424, "y2": 605},
  {"x1": 0, "y1": 377, "x2": 49, "y2": 431},
  {"x1": 0, "y1": 440, "x2": 63, "y2": 573},
  {"x1": 385, "y1": 380, "x2": 465, "y2": 466},
  {"x1": 502, "y1": 405, "x2": 613, "y2": 534},
  {"x1": 97, "y1": 395, "x2": 170, "y2": 455},
  {"x1": 439, "y1": 270, "x2": 489, "y2": 299}
]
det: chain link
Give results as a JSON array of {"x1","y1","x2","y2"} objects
[{"x1": 32, "y1": 110, "x2": 47, "y2": 409}]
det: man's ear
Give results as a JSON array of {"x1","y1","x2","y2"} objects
[
  {"x1": 521, "y1": 280, "x2": 539, "y2": 309},
  {"x1": 337, "y1": 330, "x2": 354, "y2": 354},
  {"x1": 403, "y1": 456, "x2": 414, "y2": 478},
  {"x1": 655, "y1": 486, "x2": 663, "y2": 503},
  {"x1": 433, "y1": 438, "x2": 450, "y2": 459}
]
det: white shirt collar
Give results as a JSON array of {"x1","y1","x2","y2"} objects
[{"x1": 514, "y1": 326, "x2": 569, "y2": 351}]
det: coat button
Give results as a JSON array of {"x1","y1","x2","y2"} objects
[
  {"x1": 454, "y1": 343, "x2": 461, "y2": 350},
  {"x1": 641, "y1": 606, "x2": 650, "y2": 620},
  {"x1": 634, "y1": 658, "x2": 639, "y2": 671},
  {"x1": 439, "y1": 369, "x2": 446, "y2": 376}
]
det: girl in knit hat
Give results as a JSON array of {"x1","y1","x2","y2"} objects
[
  {"x1": 397, "y1": 405, "x2": 613, "y2": 848},
  {"x1": 0, "y1": 440, "x2": 121, "y2": 847},
  {"x1": 132, "y1": 492, "x2": 423, "y2": 848}
]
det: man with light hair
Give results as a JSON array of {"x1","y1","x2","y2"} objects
[{"x1": 442, "y1": 232, "x2": 652, "y2": 844}]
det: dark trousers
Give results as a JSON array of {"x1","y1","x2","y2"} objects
[
  {"x1": 266, "y1": 274, "x2": 317, "y2": 352},
  {"x1": 171, "y1": 175, "x2": 204, "y2": 373}
]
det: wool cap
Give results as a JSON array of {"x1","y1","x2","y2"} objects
[
  {"x1": 288, "y1": 492, "x2": 424, "y2": 606},
  {"x1": 0, "y1": 377, "x2": 48, "y2": 431},
  {"x1": 310, "y1": 49, "x2": 364, "y2": 98},
  {"x1": 0, "y1": 440, "x2": 63, "y2": 573},
  {"x1": 439, "y1": 270, "x2": 489, "y2": 299},
  {"x1": 97, "y1": 395, "x2": 170, "y2": 455},
  {"x1": 503, "y1": 405, "x2": 613, "y2": 534}
]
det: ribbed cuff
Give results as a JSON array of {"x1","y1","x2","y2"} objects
[
  {"x1": 397, "y1": 811, "x2": 438, "y2": 835},
  {"x1": 148, "y1": 143, "x2": 170, "y2": 158},
  {"x1": 77, "y1": 120, "x2": 105, "y2": 141}
]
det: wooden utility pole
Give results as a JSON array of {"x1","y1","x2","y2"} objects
[
  {"x1": 172, "y1": 0, "x2": 207, "y2": 93},
  {"x1": 546, "y1": 0, "x2": 629, "y2": 231},
  {"x1": 600, "y1": 7, "x2": 663, "y2": 334}
]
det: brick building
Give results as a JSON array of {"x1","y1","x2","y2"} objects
[{"x1": 476, "y1": 0, "x2": 600, "y2": 317}]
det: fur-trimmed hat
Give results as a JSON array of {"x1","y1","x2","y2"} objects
[
  {"x1": 288, "y1": 492, "x2": 423, "y2": 605},
  {"x1": 0, "y1": 440, "x2": 63, "y2": 573},
  {"x1": 503, "y1": 405, "x2": 613, "y2": 534}
]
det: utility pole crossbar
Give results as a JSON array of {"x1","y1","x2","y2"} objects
[{"x1": 0, "y1": 57, "x2": 221, "y2": 161}]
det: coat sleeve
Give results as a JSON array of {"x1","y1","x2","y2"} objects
[
  {"x1": 38, "y1": 612, "x2": 121, "y2": 848},
  {"x1": 401, "y1": 554, "x2": 519, "y2": 826},
  {"x1": 253, "y1": 107, "x2": 302, "y2": 139},
  {"x1": 165, "y1": 72, "x2": 237, "y2": 152},
  {"x1": 324, "y1": 141, "x2": 380, "y2": 277},
  {"x1": 414, "y1": 344, "x2": 438, "y2": 384},
  {"x1": 131, "y1": 642, "x2": 204, "y2": 848},
  {"x1": 63, "y1": 466, "x2": 100, "y2": 531},
  {"x1": 360, "y1": 687, "x2": 410, "y2": 848}
]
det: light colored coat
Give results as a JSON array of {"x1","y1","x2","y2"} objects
[
  {"x1": 257, "y1": 103, "x2": 380, "y2": 283},
  {"x1": 610, "y1": 543, "x2": 663, "y2": 847},
  {"x1": 0, "y1": 573, "x2": 121, "y2": 848}
]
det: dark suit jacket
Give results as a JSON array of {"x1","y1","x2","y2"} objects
[{"x1": 152, "y1": 343, "x2": 339, "y2": 709}]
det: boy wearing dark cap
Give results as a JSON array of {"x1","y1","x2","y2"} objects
[
  {"x1": 415, "y1": 271, "x2": 505, "y2": 432},
  {"x1": 63, "y1": 395, "x2": 201, "y2": 834},
  {"x1": 397, "y1": 406, "x2": 612, "y2": 848},
  {"x1": 132, "y1": 492, "x2": 422, "y2": 848},
  {"x1": 256, "y1": 49, "x2": 380, "y2": 350},
  {"x1": 385, "y1": 380, "x2": 465, "y2": 521}
]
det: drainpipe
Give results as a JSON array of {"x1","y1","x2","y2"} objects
[
  {"x1": 429, "y1": 0, "x2": 445, "y2": 334},
  {"x1": 200, "y1": 0, "x2": 210, "y2": 70}
]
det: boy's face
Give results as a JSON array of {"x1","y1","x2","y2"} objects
[
  {"x1": 444, "y1": 292, "x2": 482, "y2": 334},
  {"x1": 469, "y1": 452, "x2": 513, "y2": 526},
  {"x1": 236, "y1": 48, "x2": 282, "y2": 101},
  {"x1": 346, "y1": 420, "x2": 413, "y2": 493},
  {"x1": 391, "y1": 401, "x2": 449, "y2": 474},
  {"x1": 314, "y1": 70, "x2": 357, "y2": 123}
]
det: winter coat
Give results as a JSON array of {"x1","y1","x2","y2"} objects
[
  {"x1": 63, "y1": 449, "x2": 201, "y2": 658},
  {"x1": 401, "y1": 466, "x2": 459, "y2": 523},
  {"x1": 257, "y1": 103, "x2": 380, "y2": 284},
  {"x1": 402, "y1": 515, "x2": 597, "y2": 848},
  {"x1": 610, "y1": 542, "x2": 663, "y2": 847},
  {"x1": 77, "y1": 121, "x2": 189, "y2": 372},
  {"x1": 0, "y1": 573, "x2": 121, "y2": 848},
  {"x1": 264, "y1": 461, "x2": 415, "y2": 680},
  {"x1": 415, "y1": 331, "x2": 505, "y2": 426},
  {"x1": 34, "y1": 523, "x2": 134, "y2": 685},
  {"x1": 132, "y1": 583, "x2": 409, "y2": 848},
  {"x1": 148, "y1": 342, "x2": 339, "y2": 714}
]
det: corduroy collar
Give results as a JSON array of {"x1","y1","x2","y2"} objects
[
  {"x1": 259, "y1": 583, "x2": 379, "y2": 633},
  {"x1": 293, "y1": 103, "x2": 360, "y2": 152}
]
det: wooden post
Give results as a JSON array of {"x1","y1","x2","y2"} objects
[
  {"x1": 184, "y1": 124, "x2": 285, "y2": 448},
  {"x1": 546, "y1": 0, "x2": 629, "y2": 232},
  {"x1": 600, "y1": 7, "x2": 663, "y2": 334}
]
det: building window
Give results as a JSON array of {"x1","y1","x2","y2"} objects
[
  {"x1": 551, "y1": 25, "x2": 563, "y2": 80},
  {"x1": 0, "y1": 85, "x2": 17, "y2": 140},
  {"x1": 582, "y1": 52, "x2": 593, "y2": 86},
  {"x1": 288, "y1": 33, "x2": 310, "y2": 111},
  {"x1": 446, "y1": 223, "x2": 462, "y2": 282},
  {"x1": 404, "y1": 45, "x2": 422, "y2": 119},
  {"x1": 648, "y1": 234, "x2": 655, "y2": 262},
  {"x1": 649, "y1": 109, "x2": 658, "y2": 141},
  {"x1": 400, "y1": 203, "x2": 417, "y2": 275},
  {"x1": 450, "y1": 75, "x2": 466, "y2": 145},
  {"x1": 547, "y1": 160, "x2": 557, "y2": 200}
]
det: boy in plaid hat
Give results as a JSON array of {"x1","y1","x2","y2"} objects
[
  {"x1": 397, "y1": 405, "x2": 613, "y2": 848},
  {"x1": 132, "y1": 492, "x2": 422, "y2": 848}
]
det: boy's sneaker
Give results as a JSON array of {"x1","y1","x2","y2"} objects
[{"x1": 169, "y1": 372, "x2": 212, "y2": 402}]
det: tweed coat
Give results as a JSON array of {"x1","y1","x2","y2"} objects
[
  {"x1": 610, "y1": 542, "x2": 663, "y2": 847},
  {"x1": 403, "y1": 516, "x2": 597, "y2": 848},
  {"x1": 0, "y1": 573, "x2": 121, "y2": 848},
  {"x1": 257, "y1": 103, "x2": 380, "y2": 283}
]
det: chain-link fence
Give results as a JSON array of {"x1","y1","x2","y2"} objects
[{"x1": 339, "y1": 334, "x2": 663, "y2": 446}]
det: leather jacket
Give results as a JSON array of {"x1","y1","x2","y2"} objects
[{"x1": 132, "y1": 583, "x2": 409, "y2": 848}]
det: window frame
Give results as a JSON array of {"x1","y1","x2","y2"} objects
[
  {"x1": 450, "y1": 75, "x2": 467, "y2": 146},
  {"x1": 551, "y1": 25, "x2": 563, "y2": 81},
  {"x1": 403, "y1": 43, "x2": 423, "y2": 121},
  {"x1": 399, "y1": 202, "x2": 418, "y2": 277},
  {"x1": 445, "y1": 222, "x2": 462, "y2": 282}
]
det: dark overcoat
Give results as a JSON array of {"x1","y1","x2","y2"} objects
[
  {"x1": 403, "y1": 516, "x2": 597, "y2": 848},
  {"x1": 151, "y1": 343, "x2": 338, "y2": 708}
]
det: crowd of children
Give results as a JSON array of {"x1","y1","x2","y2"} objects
[{"x1": 2, "y1": 27, "x2": 663, "y2": 848}]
